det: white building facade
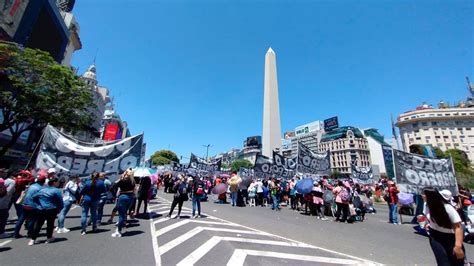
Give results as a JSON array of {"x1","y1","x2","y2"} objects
[{"x1": 397, "y1": 105, "x2": 474, "y2": 165}]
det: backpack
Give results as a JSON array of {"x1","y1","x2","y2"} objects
[
  {"x1": 383, "y1": 188, "x2": 391, "y2": 203},
  {"x1": 196, "y1": 185, "x2": 204, "y2": 196},
  {"x1": 340, "y1": 188, "x2": 351, "y2": 202},
  {"x1": 0, "y1": 182, "x2": 6, "y2": 197}
]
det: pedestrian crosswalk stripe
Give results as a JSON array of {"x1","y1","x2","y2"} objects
[
  {"x1": 176, "y1": 236, "x2": 315, "y2": 266},
  {"x1": 227, "y1": 249, "x2": 362, "y2": 265},
  {"x1": 157, "y1": 220, "x2": 240, "y2": 236},
  {"x1": 158, "y1": 226, "x2": 270, "y2": 255},
  {"x1": 0, "y1": 240, "x2": 12, "y2": 247}
]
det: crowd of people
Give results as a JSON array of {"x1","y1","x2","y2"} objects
[
  {"x1": 0, "y1": 168, "x2": 471, "y2": 264},
  {"x1": 0, "y1": 167, "x2": 154, "y2": 245}
]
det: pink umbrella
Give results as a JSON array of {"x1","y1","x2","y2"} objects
[
  {"x1": 150, "y1": 173, "x2": 159, "y2": 184},
  {"x1": 211, "y1": 183, "x2": 228, "y2": 195}
]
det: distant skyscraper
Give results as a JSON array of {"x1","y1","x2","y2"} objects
[
  {"x1": 57, "y1": 0, "x2": 76, "y2": 12},
  {"x1": 262, "y1": 48, "x2": 282, "y2": 157}
]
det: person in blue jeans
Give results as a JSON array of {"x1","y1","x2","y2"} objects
[
  {"x1": 192, "y1": 176, "x2": 205, "y2": 218},
  {"x1": 96, "y1": 173, "x2": 111, "y2": 225},
  {"x1": 387, "y1": 181, "x2": 399, "y2": 224},
  {"x1": 112, "y1": 170, "x2": 136, "y2": 238},
  {"x1": 80, "y1": 172, "x2": 106, "y2": 235},
  {"x1": 57, "y1": 175, "x2": 78, "y2": 234},
  {"x1": 14, "y1": 174, "x2": 46, "y2": 238}
]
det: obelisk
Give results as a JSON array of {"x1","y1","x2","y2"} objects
[{"x1": 262, "y1": 47, "x2": 282, "y2": 158}]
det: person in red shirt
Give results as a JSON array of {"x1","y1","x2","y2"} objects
[{"x1": 387, "y1": 181, "x2": 400, "y2": 224}]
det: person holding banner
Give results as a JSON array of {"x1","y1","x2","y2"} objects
[{"x1": 424, "y1": 187, "x2": 466, "y2": 265}]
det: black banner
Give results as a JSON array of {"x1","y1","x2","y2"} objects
[
  {"x1": 189, "y1": 153, "x2": 222, "y2": 173},
  {"x1": 297, "y1": 142, "x2": 331, "y2": 176},
  {"x1": 273, "y1": 151, "x2": 297, "y2": 170},
  {"x1": 253, "y1": 154, "x2": 296, "y2": 179},
  {"x1": 351, "y1": 164, "x2": 374, "y2": 184},
  {"x1": 35, "y1": 126, "x2": 143, "y2": 178},
  {"x1": 393, "y1": 150, "x2": 458, "y2": 195}
]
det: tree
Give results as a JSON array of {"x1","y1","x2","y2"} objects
[
  {"x1": 150, "y1": 150, "x2": 179, "y2": 166},
  {"x1": 434, "y1": 149, "x2": 474, "y2": 189},
  {"x1": 230, "y1": 159, "x2": 253, "y2": 172},
  {"x1": 0, "y1": 42, "x2": 94, "y2": 156},
  {"x1": 409, "y1": 144, "x2": 424, "y2": 155}
]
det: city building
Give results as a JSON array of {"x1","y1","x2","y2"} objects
[
  {"x1": 0, "y1": 0, "x2": 70, "y2": 63},
  {"x1": 262, "y1": 47, "x2": 282, "y2": 157},
  {"x1": 397, "y1": 102, "x2": 474, "y2": 165},
  {"x1": 239, "y1": 136, "x2": 262, "y2": 163},
  {"x1": 362, "y1": 128, "x2": 394, "y2": 179},
  {"x1": 286, "y1": 121, "x2": 324, "y2": 157},
  {"x1": 56, "y1": 0, "x2": 76, "y2": 12},
  {"x1": 316, "y1": 126, "x2": 371, "y2": 176},
  {"x1": 76, "y1": 64, "x2": 110, "y2": 141},
  {"x1": 59, "y1": 10, "x2": 81, "y2": 66}
]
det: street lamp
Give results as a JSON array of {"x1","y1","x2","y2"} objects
[{"x1": 202, "y1": 144, "x2": 213, "y2": 161}]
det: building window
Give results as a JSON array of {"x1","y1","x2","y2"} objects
[
  {"x1": 416, "y1": 137, "x2": 421, "y2": 140},
  {"x1": 432, "y1": 122, "x2": 438, "y2": 126},
  {"x1": 412, "y1": 123, "x2": 418, "y2": 128},
  {"x1": 422, "y1": 122, "x2": 428, "y2": 126}
]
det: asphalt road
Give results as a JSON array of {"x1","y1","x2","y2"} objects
[{"x1": 2, "y1": 191, "x2": 474, "y2": 265}]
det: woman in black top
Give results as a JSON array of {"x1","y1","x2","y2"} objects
[
  {"x1": 136, "y1": 176, "x2": 152, "y2": 216},
  {"x1": 111, "y1": 170, "x2": 135, "y2": 238}
]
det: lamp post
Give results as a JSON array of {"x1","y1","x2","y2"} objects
[{"x1": 202, "y1": 144, "x2": 213, "y2": 161}]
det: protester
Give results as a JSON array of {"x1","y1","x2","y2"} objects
[
  {"x1": 424, "y1": 187, "x2": 465, "y2": 265},
  {"x1": 269, "y1": 178, "x2": 281, "y2": 211},
  {"x1": 112, "y1": 170, "x2": 136, "y2": 237},
  {"x1": 11, "y1": 170, "x2": 34, "y2": 220},
  {"x1": 289, "y1": 178, "x2": 297, "y2": 210},
  {"x1": 333, "y1": 181, "x2": 350, "y2": 223},
  {"x1": 29, "y1": 177, "x2": 63, "y2": 246},
  {"x1": 247, "y1": 180, "x2": 257, "y2": 207},
  {"x1": 14, "y1": 173, "x2": 46, "y2": 238},
  {"x1": 191, "y1": 176, "x2": 205, "y2": 218},
  {"x1": 228, "y1": 172, "x2": 242, "y2": 207},
  {"x1": 136, "y1": 175, "x2": 152, "y2": 216},
  {"x1": 97, "y1": 173, "x2": 111, "y2": 225},
  {"x1": 80, "y1": 172, "x2": 106, "y2": 235},
  {"x1": 57, "y1": 175, "x2": 79, "y2": 234},
  {"x1": 386, "y1": 181, "x2": 400, "y2": 225},
  {"x1": 0, "y1": 176, "x2": 15, "y2": 238},
  {"x1": 313, "y1": 181, "x2": 328, "y2": 220},
  {"x1": 167, "y1": 176, "x2": 188, "y2": 218}
]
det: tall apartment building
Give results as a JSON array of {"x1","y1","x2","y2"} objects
[{"x1": 397, "y1": 103, "x2": 474, "y2": 165}]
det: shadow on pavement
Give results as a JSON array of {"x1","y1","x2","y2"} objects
[
  {"x1": 0, "y1": 247, "x2": 12, "y2": 252},
  {"x1": 122, "y1": 230, "x2": 144, "y2": 237}
]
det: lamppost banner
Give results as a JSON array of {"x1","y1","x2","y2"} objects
[
  {"x1": 34, "y1": 125, "x2": 143, "y2": 178},
  {"x1": 393, "y1": 149, "x2": 458, "y2": 195}
]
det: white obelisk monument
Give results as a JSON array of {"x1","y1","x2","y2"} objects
[{"x1": 262, "y1": 47, "x2": 282, "y2": 158}]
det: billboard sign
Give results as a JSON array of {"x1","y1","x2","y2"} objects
[
  {"x1": 324, "y1": 116, "x2": 339, "y2": 132},
  {"x1": 104, "y1": 123, "x2": 119, "y2": 141}
]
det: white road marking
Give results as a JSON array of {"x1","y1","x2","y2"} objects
[
  {"x1": 158, "y1": 226, "x2": 270, "y2": 255},
  {"x1": 227, "y1": 249, "x2": 362, "y2": 265},
  {"x1": 176, "y1": 236, "x2": 314, "y2": 266},
  {"x1": 157, "y1": 220, "x2": 239, "y2": 236},
  {"x1": 0, "y1": 240, "x2": 12, "y2": 247},
  {"x1": 150, "y1": 212, "x2": 162, "y2": 266}
]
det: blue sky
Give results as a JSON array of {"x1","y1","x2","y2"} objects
[{"x1": 71, "y1": 0, "x2": 473, "y2": 161}]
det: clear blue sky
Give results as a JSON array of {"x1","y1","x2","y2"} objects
[{"x1": 71, "y1": 0, "x2": 473, "y2": 161}]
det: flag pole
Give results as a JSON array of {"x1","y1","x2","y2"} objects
[{"x1": 25, "y1": 125, "x2": 48, "y2": 170}]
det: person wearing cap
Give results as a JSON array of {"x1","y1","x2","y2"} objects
[
  {"x1": 387, "y1": 181, "x2": 400, "y2": 225},
  {"x1": 29, "y1": 177, "x2": 63, "y2": 246},
  {"x1": 14, "y1": 173, "x2": 46, "y2": 238},
  {"x1": 424, "y1": 187, "x2": 466, "y2": 265},
  {"x1": 46, "y1": 168, "x2": 57, "y2": 186}
]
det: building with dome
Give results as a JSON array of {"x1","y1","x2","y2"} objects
[{"x1": 76, "y1": 64, "x2": 110, "y2": 141}]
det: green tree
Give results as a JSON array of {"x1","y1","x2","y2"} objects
[
  {"x1": 0, "y1": 42, "x2": 94, "y2": 156},
  {"x1": 230, "y1": 159, "x2": 253, "y2": 172},
  {"x1": 435, "y1": 149, "x2": 474, "y2": 189},
  {"x1": 433, "y1": 147, "x2": 445, "y2": 158},
  {"x1": 150, "y1": 150, "x2": 179, "y2": 166},
  {"x1": 409, "y1": 144, "x2": 424, "y2": 155}
]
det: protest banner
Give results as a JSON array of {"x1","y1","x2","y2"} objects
[
  {"x1": 351, "y1": 164, "x2": 374, "y2": 184},
  {"x1": 297, "y1": 142, "x2": 331, "y2": 176},
  {"x1": 35, "y1": 125, "x2": 143, "y2": 178},
  {"x1": 393, "y1": 149, "x2": 458, "y2": 195}
]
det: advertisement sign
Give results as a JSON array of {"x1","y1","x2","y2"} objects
[
  {"x1": 324, "y1": 116, "x2": 339, "y2": 132},
  {"x1": 0, "y1": 0, "x2": 29, "y2": 39},
  {"x1": 104, "y1": 123, "x2": 119, "y2": 141},
  {"x1": 295, "y1": 121, "x2": 321, "y2": 136}
]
